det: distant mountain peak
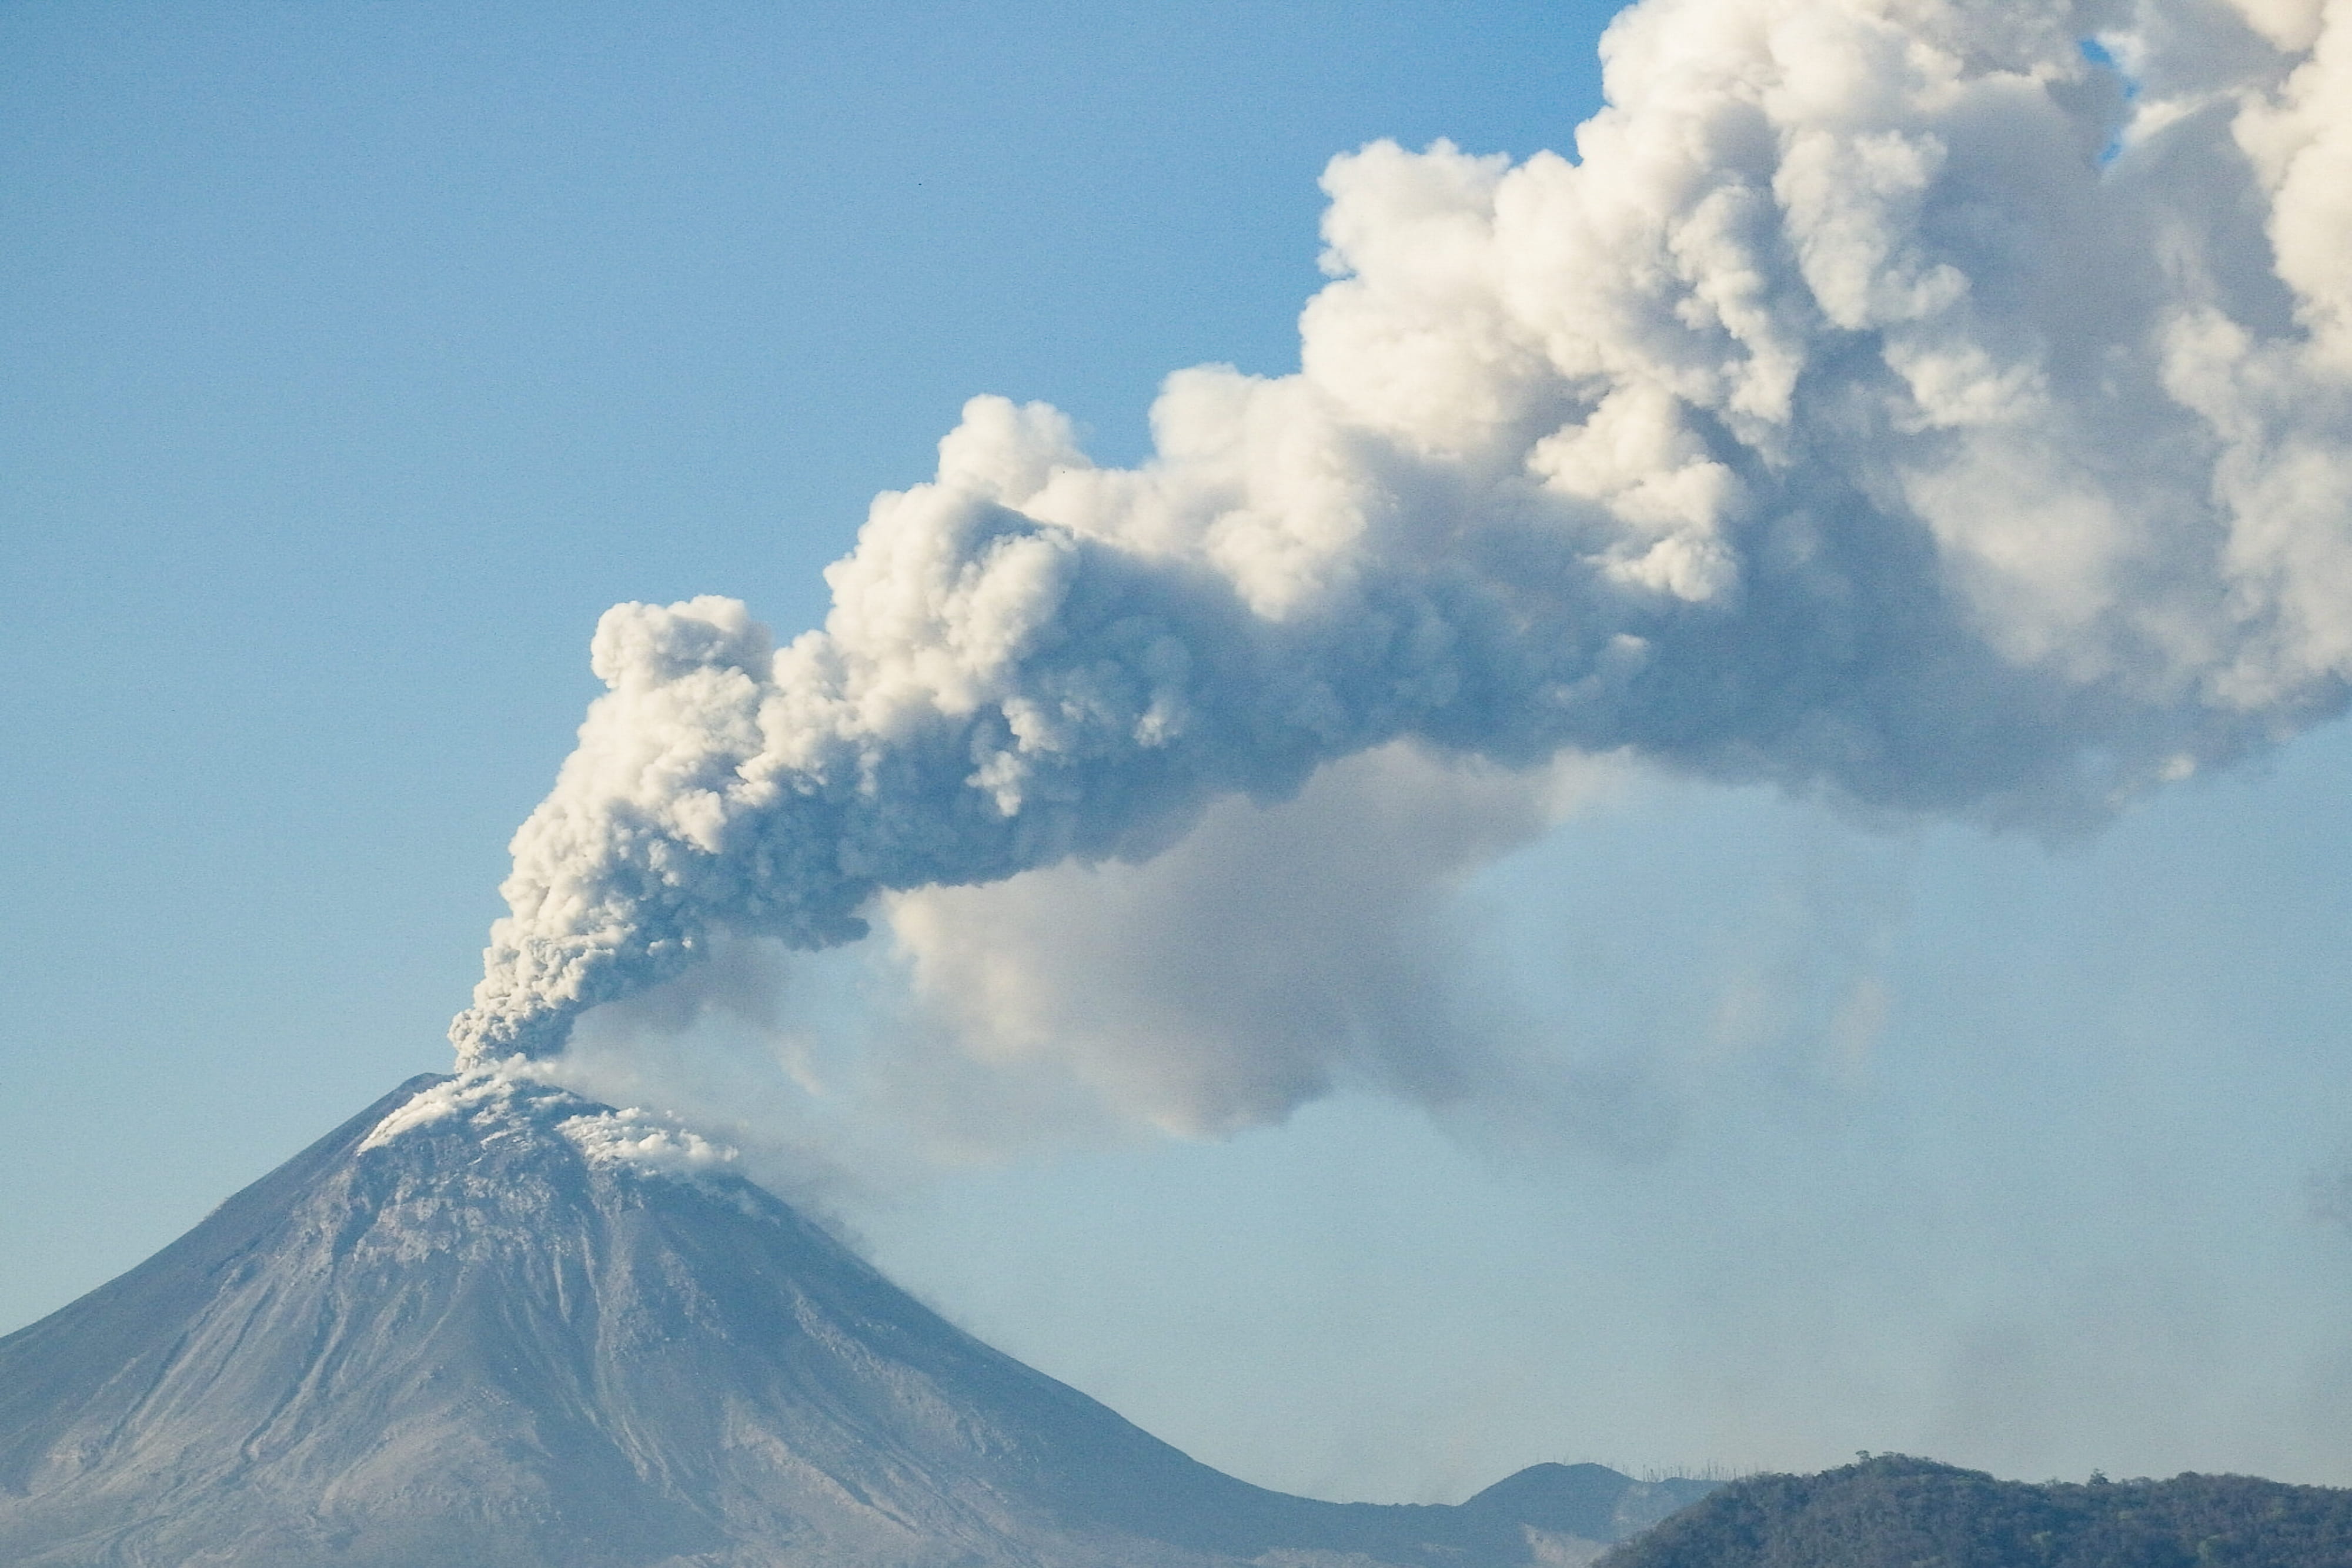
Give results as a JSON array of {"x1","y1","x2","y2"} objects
[
  {"x1": 1597, "y1": 1456, "x2": 2352, "y2": 1568},
  {"x1": 1, "y1": 1074, "x2": 1713, "y2": 1567}
]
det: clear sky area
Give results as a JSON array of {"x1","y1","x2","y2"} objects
[{"x1": 6, "y1": 0, "x2": 2352, "y2": 1507}]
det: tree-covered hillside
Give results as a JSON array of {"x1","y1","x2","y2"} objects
[{"x1": 1598, "y1": 1455, "x2": 2352, "y2": 1568}]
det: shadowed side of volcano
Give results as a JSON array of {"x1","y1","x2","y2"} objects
[{"x1": 0, "y1": 1074, "x2": 1710, "y2": 1567}]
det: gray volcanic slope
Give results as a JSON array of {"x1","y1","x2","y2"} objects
[{"x1": 0, "y1": 1074, "x2": 1712, "y2": 1566}]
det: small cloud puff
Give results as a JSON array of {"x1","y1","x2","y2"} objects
[{"x1": 554, "y1": 1106, "x2": 742, "y2": 1179}]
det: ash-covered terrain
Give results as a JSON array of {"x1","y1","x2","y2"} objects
[{"x1": 0, "y1": 1074, "x2": 1710, "y2": 1567}]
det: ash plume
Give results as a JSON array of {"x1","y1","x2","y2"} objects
[{"x1": 453, "y1": 0, "x2": 2352, "y2": 1078}]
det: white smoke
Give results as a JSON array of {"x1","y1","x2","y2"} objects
[
  {"x1": 453, "y1": 0, "x2": 2352, "y2": 1116},
  {"x1": 880, "y1": 743, "x2": 1612, "y2": 1136}
]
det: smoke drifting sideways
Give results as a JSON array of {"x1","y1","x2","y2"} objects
[{"x1": 452, "y1": 0, "x2": 2352, "y2": 1130}]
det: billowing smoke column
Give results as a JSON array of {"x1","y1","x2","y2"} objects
[{"x1": 453, "y1": 0, "x2": 2352, "y2": 1067}]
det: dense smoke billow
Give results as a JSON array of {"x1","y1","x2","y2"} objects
[{"x1": 453, "y1": 0, "x2": 2352, "y2": 1119}]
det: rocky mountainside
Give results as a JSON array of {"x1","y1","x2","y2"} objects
[
  {"x1": 0, "y1": 1072, "x2": 1713, "y2": 1567},
  {"x1": 1596, "y1": 1455, "x2": 2352, "y2": 1568}
]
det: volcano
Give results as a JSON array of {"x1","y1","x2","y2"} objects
[{"x1": 0, "y1": 1073, "x2": 1711, "y2": 1566}]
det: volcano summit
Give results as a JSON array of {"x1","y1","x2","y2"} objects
[{"x1": 0, "y1": 1075, "x2": 1709, "y2": 1567}]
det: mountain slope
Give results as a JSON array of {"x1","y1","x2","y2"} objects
[
  {"x1": 1596, "y1": 1455, "x2": 2352, "y2": 1568},
  {"x1": 0, "y1": 1073, "x2": 1709, "y2": 1567}
]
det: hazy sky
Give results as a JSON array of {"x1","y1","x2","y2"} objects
[{"x1": 6, "y1": 0, "x2": 2352, "y2": 1507}]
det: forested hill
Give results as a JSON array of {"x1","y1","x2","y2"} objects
[{"x1": 1596, "y1": 1455, "x2": 2352, "y2": 1568}]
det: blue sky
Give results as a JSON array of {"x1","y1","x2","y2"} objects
[{"x1": 6, "y1": 0, "x2": 2352, "y2": 1505}]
